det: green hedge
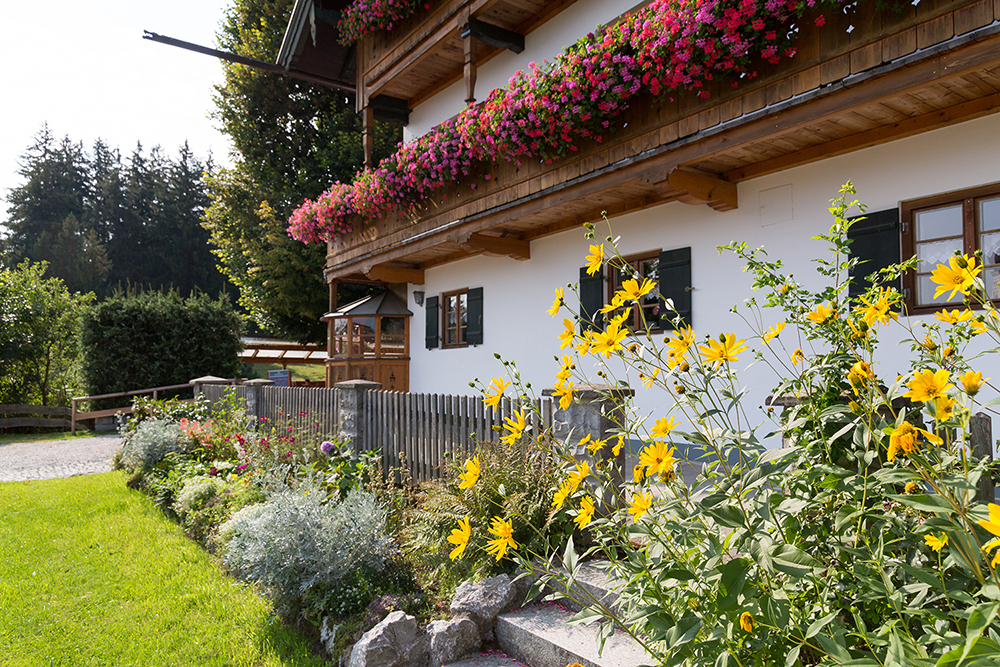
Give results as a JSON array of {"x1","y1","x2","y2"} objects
[{"x1": 80, "y1": 290, "x2": 243, "y2": 405}]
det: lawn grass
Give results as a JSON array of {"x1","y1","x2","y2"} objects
[
  {"x1": 0, "y1": 471, "x2": 327, "y2": 667},
  {"x1": 0, "y1": 430, "x2": 102, "y2": 446}
]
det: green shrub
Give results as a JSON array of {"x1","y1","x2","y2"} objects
[
  {"x1": 120, "y1": 419, "x2": 187, "y2": 471},
  {"x1": 219, "y1": 485, "x2": 393, "y2": 619},
  {"x1": 403, "y1": 436, "x2": 570, "y2": 586},
  {"x1": 80, "y1": 289, "x2": 243, "y2": 406},
  {"x1": 0, "y1": 260, "x2": 92, "y2": 406}
]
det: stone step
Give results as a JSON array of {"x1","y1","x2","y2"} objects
[
  {"x1": 444, "y1": 649, "x2": 527, "y2": 667},
  {"x1": 544, "y1": 562, "x2": 619, "y2": 614},
  {"x1": 495, "y1": 603, "x2": 654, "y2": 667}
]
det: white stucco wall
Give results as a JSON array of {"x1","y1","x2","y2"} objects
[
  {"x1": 406, "y1": 112, "x2": 1000, "y2": 445},
  {"x1": 403, "y1": 0, "x2": 639, "y2": 141}
]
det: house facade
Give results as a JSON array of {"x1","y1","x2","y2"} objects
[{"x1": 280, "y1": 0, "x2": 1000, "y2": 424}]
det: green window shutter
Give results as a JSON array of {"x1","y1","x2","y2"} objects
[
  {"x1": 425, "y1": 296, "x2": 439, "y2": 349},
  {"x1": 848, "y1": 209, "x2": 900, "y2": 300},
  {"x1": 466, "y1": 287, "x2": 484, "y2": 345},
  {"x1": 658, "y1": 247, "x2": 692, "y2": 330},
  {"x1": 579, "y1": 267, "x2": 605, "y2": 333}
]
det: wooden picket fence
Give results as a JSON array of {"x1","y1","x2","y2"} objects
[
  {"x1": 364, "y1": 392, "x2": 555, "y2": 482},
  {"x1": 199, "y1": 384, "x2": 555, "y2": 483},
  {"x1": 201, "y1": 384, "x2": 341, "y2": 440}
]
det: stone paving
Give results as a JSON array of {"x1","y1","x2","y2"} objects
[{"x1": 0, "y1": 434, "x2": 121, "y2": 482}]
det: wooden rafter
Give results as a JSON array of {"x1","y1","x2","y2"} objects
[
  {"x1": 366, "y1": 264, "x2": 426, "y2": 284},
  {"x1": 460, "y1": 232, "x2": 531, "y2": 259}
]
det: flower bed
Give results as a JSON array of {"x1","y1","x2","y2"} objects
[{"x1": 290, "y1": 0, "x2": 853, "y2": 243}]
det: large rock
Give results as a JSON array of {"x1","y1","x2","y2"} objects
[
  {"x1": 349, "y1": 610, "x2": 428, "y2": 667},
  {"x1": 427, "y1": 617, "x2": 481, "y2": 666},
  {"x1": 450, "y1": 574, "x2": 518, "y2": 630}
]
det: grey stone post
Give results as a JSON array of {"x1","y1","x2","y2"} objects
[
  {"x1": 542, "y1": 383, "x2": 634, "y2": 475},
  {"x1": 972, "y1": 412, "x2": 995, "y2": 504},
  {"x1": 243, "y1": 378, "x2": 274, "y2": 426},
  {"x1": 189, "y1": 375, "x2": 231, "y2": 401},
  {"x1": 335, "y1": 380, "x2": 383, "y2": 455}
]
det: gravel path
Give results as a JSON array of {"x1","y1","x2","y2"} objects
[{"x1": 0, "y1": 435, "x2": 121, "y2": 482}]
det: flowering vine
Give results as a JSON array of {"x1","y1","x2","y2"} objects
[{"x1": 291, "y1": 0, "x2": 857, "y2": 243}]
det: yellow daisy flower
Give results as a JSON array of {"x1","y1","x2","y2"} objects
[
  {"x1": 458, "y1": 456, "x2": 480, "y2": 490},
  {"x1": 924, "y1": 533, "x2": 948, "y2": 552},
  {"x1": 627, "y1": 492, "x2": 653, "y2": 522},
  {"x1": 551, "y1": 480, "x2": 572, "y2": 510},
  {"x1": 931, "y1": 254, "x2": 981, "y2": 301},
  {"x1": 638, "y1": 441, "x2": 677, "y2": 481},
  {"x1": 650, "y1": 416, "x2": 679, "y2": 439},
  {"x1": 482, "y1": 377, "x2": 510, "y2": 408},
  {"x1": 805, "y1": 303, "x2": 835, "y2": 324},
  {"x1": 548, "y1": 288, "x2": 564, "y2": 316},
  {"x1": 935, "y1": 309, "x2": 973, "y2": 324},
  {"x1": 568, "y1": 460, "x2": 590, "y2": 492},
  {"x1": 698, "y1": 333, "x2": 748, "y2": 366},
  {"x1": 447, "y1": 516, "x2": 471, "y2": 560},
  {"x1": 500, "y1": 410, "x2": 527, "y2": 446},
  {"x1": 762, "y1": 322, "x2": 785, "y2": 343},
  {"x1": 585, "y1": 244, "x2": 605, "y2": 276},
  {"x1": 903, "y1": 369, "x2": 953, "y2": 403},
  {"x1": 485, "y1": 516, "x2": 517, "y2": 561},
  {"x1": 960, "y1": 370, "x2": 984, "y2": 395},
  {"x1": 574, "y1": 496, "x2": 595, "y2": 529},
  {"x1": 559, "y1": 319, "x2": 576, "y2": 349},
  {"x1": 978, "y1": 503, "x2": 1000, "y2": 568}
]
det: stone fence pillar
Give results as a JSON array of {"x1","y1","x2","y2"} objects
[
  {"x1": 542, "y1": 383, "x2": 634, "y2": 475},
  {"x1": 335, "y1": 380, "x2": 382, "y2": 455},
  {"x1": 243, "y1": 378, "x2": 274, "y2": 425},
  {"x1": 189, "y1": 375, "x2": 232, "y2": 400}
]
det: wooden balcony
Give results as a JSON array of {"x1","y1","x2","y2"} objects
[
  {"x1": 328, "y1": 0, "x2": 1000, "y2": 283},
  {"x1": 357, "y1": 0, "x2": 580, "y2": 110}
]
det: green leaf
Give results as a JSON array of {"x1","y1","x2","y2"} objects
[
  {"x1": 815, "y1": 633, "x2": 852, "y2": 662},
  {"x1": 963, "y1": 604, "x2": 1000, "y2": 663},
  {"x1": 886, "y1": 628, "x2": 906, "y2": 667},
  {"x1": 935, "y1": 637, "x2": 1000, "y2": 666},
  {"x1": 716, "y1": 560, "x2": 748, "y2": 611},
  {"x1": 887, "y1": 493, "x2": 956, "y2": 515},
  {"x1": 805, "y1": 611, "x2": 838, "y2": 639},
  {"x1": 566, "y1": 607, "x2": 603, "y2": 626},
  {"x1": 771, "y1": 544, "x2": 822, "y2": 578},
  {"x1": 874, "y1": 468, "x2": 920, "y2": 485},
  {"x1": 562, "y1": 534, "x2": 578, "y2": 576}
]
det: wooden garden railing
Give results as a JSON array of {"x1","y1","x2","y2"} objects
[
  {"x1": 71, "y1": 383, "x2": 196, "y2": 434},
  {"x1": 0, "y1": 405, "x2": 72, "y2": 431}
]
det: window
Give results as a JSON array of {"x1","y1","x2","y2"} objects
[
  {"x1": 608, "y1": 252, "x2": 662, "y2": 331},
  {"x1": 425, "y1": 287, "x2": 483, "y2": 349},
  {"x1": 901, "y1": 183, "x2": 1000, "y2": 310},
  {"x1": 580, "y1": 247, "x2": 691, "y2": 333},
  {"x1": 441, "y1": 289, "x2": 468, "y2": 347}
]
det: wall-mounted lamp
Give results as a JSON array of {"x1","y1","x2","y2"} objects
[{"x1": 413, "y1": 291, "x2": 425, "y2": 306}]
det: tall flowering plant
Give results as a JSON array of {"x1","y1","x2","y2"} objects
[
  {"x1": 289, "y1": 0, "x2": 858, "y2": 243},
  {"x1": 444, "y1": 184, "x2": 1000, "y2": 665}
]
